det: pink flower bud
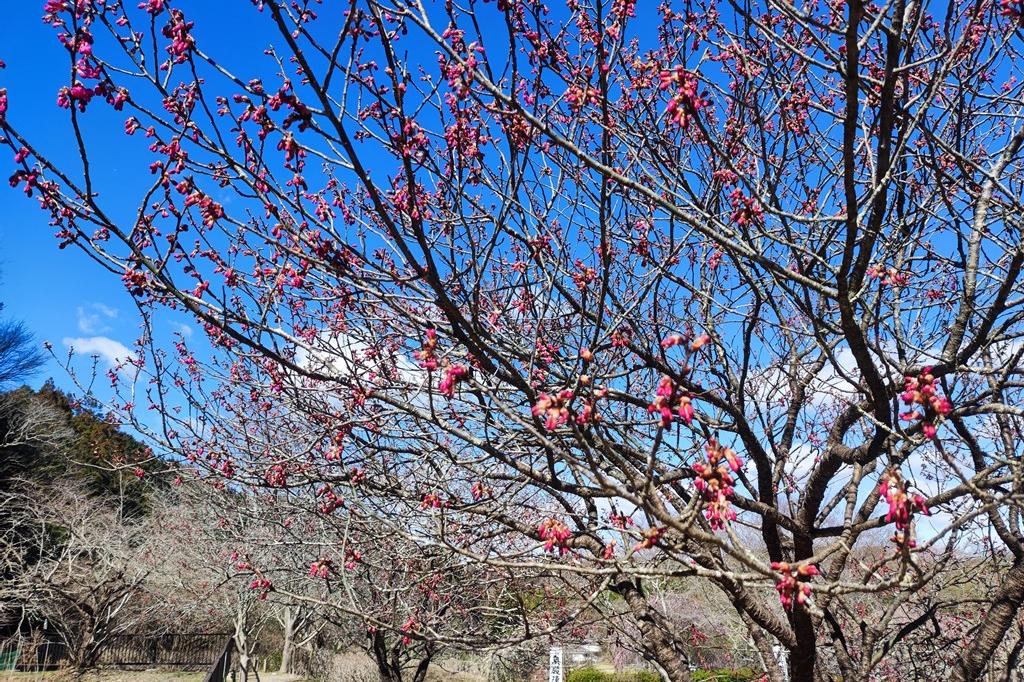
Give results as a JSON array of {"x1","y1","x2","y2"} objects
[{"x1": 690, "y1": 334, "x2": 711, "y2": 351}]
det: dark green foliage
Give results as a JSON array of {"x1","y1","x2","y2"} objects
[
  {"x1": 567, "y1": 668, "x2": 613, "y2": 682},
  {"x1": 691, "y1": 668, "x2": 761, "y2": 682},
  {"x1": 0, "y1": 381, "x2": 163, "y2": 516},
  {"x1": 0, "y1": 381, "x2": 166, "y2": 638},
  {"x1": 566, "y1": 668, "x2": 662, "y2": 682},
  {"x1": 565, "y1": 668, "x2": 760, "y2": 682}
]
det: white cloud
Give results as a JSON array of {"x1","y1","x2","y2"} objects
[
  {"x1": 62, "y1": 336, "x2": 137, "y2": 377},
  {"x1": 169, "y1": 321, "x2": 194, "y2": 338},
  {"x1": 297, "y1": 331, "x2": 425, "y2": 387},
  {"x1": 76, "y1": 303, "x2": 118, "y2": 334}
]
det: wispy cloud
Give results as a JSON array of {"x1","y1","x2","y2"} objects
[
  {"x1": 62, "y1": 336, "x2": 137, "y2": 377},
  {"x1": 76, "y1": 303, "x2": 119, "y2": 334},
  {"x1": 169, "y1": 321, "x2": 194, "y2": 338}
]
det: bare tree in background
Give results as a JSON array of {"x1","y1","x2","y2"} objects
[
  {"x1": 0, "y1": 481, "x2": 159, "y2": 669},
  {"x1": 0, "y1": 318, "x2": 44, "y2": 388},
  {"x1": 170, "y1": 479, "x2": 537, "y2": 682}
]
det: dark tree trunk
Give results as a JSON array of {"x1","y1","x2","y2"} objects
[
  {"x1": 611, "y1": 579, "x2": 691, "y2": 681},
  {"x1": 369, "y1": 631, "x2": 403, "y2": 682},
  {"x1": 410, "y1": 652, "x2": 433, "y2": 682},
  {"x1": 789, "y1": 609, "x2": 818, "y2": 681},
  {"x1": 951, "y1": 560, "x2": 1024, "y2": 682}
]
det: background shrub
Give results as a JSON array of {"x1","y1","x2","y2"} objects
[
  {"x1": 692, "y1": 668, "x2": 761, "y2": 682},
  {"x1": 567, "y1": 667, "x2": 613, "y2": 682}
]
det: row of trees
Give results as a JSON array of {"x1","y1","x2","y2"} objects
[
  {"x1": 5, "y1": 0, "x2": 1024, "y2": 679},
  {"x1": 0, "y1": 380, "x2": 490, "y2": 679},
  {"x1": 0, "y1": 324, "x2": 760, "y2": 680}
]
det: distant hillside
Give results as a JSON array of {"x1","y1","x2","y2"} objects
[{"x1": 0, "y1": 380, "x2": 167, "y2": 517}]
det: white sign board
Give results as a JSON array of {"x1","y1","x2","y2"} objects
[
  {"x1": 548, "y1": 646, "x2": 564, "y2": 682},
  {"x1": 772, "y1": 644, "x2": 789, "y2": 682}
]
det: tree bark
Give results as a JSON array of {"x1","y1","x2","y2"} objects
[
  {"x1": 951, "y1": 560, "x2": 1024, "y2": 682},
  {"x1": 611, "y1": 579, "x2": 691, "y2": 681},
  {"x1": 410, "y1": 652, "x2": 433, "y2": 682},
  {"x1": 788, "y1": 609, "x2": 818, "y2": 681},
  {"x1": 278, "y1": 605, "x2": 295, "y2": 674},
  {"x1": 369, "y1": 631, "x2": 403, "y2": 682},
  {"x1": 234, "y1": 607, "x2": 253, "y2": 682}
]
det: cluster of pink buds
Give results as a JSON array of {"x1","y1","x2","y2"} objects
[
  {"x1": 57, "y1": 82, "x2": 103, "y2": 112},
  {"x1": 729, "y1": 188, "x2": 764, "y2": 227},
  {"x1": 265, "y1": 463, "x2": 287, "y2": 488},
  {"x1": 538, "y1": 518, "x2": 572, "y2": 554},
  {"x1": 439, "y1": 363, "x2": 469, "y2": 397},
  {"x1": 648, "y1": 376, "x2": 695, "y2": 429},
  {"x1": 249, "y1": 577, "x2": 273, "y2": 600},
  {"x1": 162, "y1": 9, "x2": 195, "y2": 65},
  {"x1": 309, "y1": 558, "x2": 333, "y2": 579},
  {"x1": 413, "y1": 329, "x2": 440, "y2": 370},
  {"x1": 277, "y1": 133, "x2": 304, "y2": 170},
  {"x1": 8, "y1": 169, "x2": 39, "y2": 197},
  {"x1": 183, "y1": 191, "x2": 224, "y2": 227},
  {"x1": 879, "y1": 468, "x2": 930, "y2": 533},
  {"x1": 609, "y1": 513, "x2": 634, "y2": 529},
  {"x1": 866, "y1": 265, "x2": 911, "y2": 287},
  {"x1": 659, "y1": 67, "x2": 707, "y2": 130},
  {"x1": 420, "y1": 492, "x2": 444, "y2": 510},
  {"x1": 470, "y1": 481, "x2": 491, "y2": 500},
  {"x1": 900, "y1": 367, "x2": 952, "y2": 439},
  {"x1": 400, "y1": 616, "x2": 418, "y2": 646},
  {"x1": 661, "y1": 332, "x2": 711, "y2": 352},
  {"x1": 1001, "y1": 0, "x2": 1023, "y2": 25},
  {"x1": 533, "y1": 390, "x2": 575, "y2": 430},
  {"x1": 574, "y1": 396, "x2": 603, "y2": 426},
  {"x1": 565, "y1": 83, "x2": 600, "y2": 113},
  {"x1": 693, "y1": 440, "x2": 742, "y2": 530},
  {"x1": 139, "y1": 0, "x2": 167, "y2": 15},
  {"x1": 634, "y1": 526, "x2": 666, "y2": 551},
  {"x1": 771, "y1": 562, "x2": 818, "y2": 611},
  {"x1": 344, "y1": 547, "x2": 362, "y2": 570},
  {"x1": 571, "y1": 261, "x2": 598, "y2": 291},
  {"x1": 316, "y1": 485, "x2": 344, "y2": 514}
]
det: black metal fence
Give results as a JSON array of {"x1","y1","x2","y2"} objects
[
  {"x1": 203, "y1": 637, "x2": 236, "y2": 682},
  {"x1": 97, "y1": 633, "x2": 229, "y2": 669},
  {"x1": 0, "y1": 632, "x2": 228, "y2": 672},
  {"x1": 0, "y1": 637, "x2": 69, "y2": 672}
]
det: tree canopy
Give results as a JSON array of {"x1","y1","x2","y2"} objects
[{"x1": 5, "y1": 1, "x2": 1024, "y2": 680}]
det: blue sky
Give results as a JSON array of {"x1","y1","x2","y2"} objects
[
  {"x1": 0, "y1": 2, "x2": 272, "y2": 394},
  {"x1": 0, "y1": 0, "x2": 455, "y2": 397},
  {"x1": 0, "y1": 1, "x2": 135, "y2": 392},
  {"x1": 0, "y1": 0, "x2": 689, "y2": 396},
  {"x1": 0, "y1": 0, "x2": 978, "y2": 549}
]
